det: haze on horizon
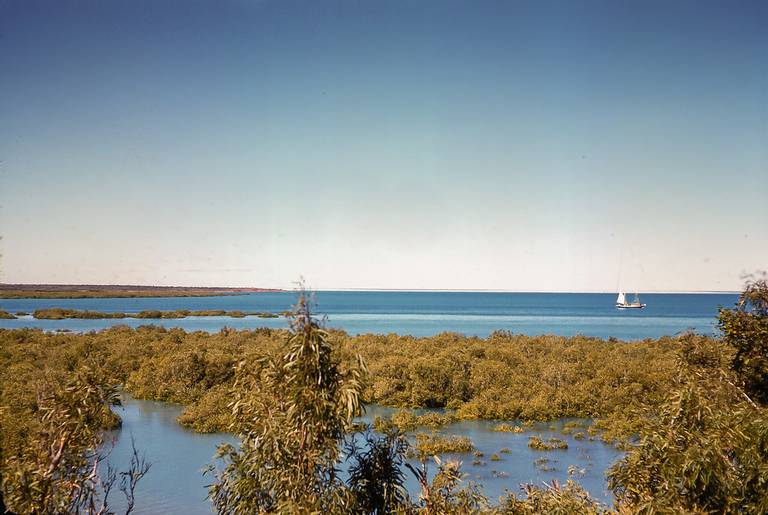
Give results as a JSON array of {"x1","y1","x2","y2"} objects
[{"x1": 0, "y1": 0, "x2": 766, "y2": 293}]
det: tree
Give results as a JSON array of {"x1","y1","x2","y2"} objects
[
  {"x1": 207, "y1": 292, "x2": 366, "y2": 512},
  {"x1": 1, "y1": 367, "x2": 150, "y2": 514},
  {"x1": 0, "y1": 410, "x2": 8, "y2": 515},
  {"x1": 718, "y1": 274, "x2": 768, "y2": 405},
  {"x1": 345, "y1": 429, "x2": 411, "y2": 514},
  {"x1": 608, "y1": 334, "x2": 768, "y2": 514}
]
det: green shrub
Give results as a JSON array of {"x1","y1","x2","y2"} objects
[
  {"x1": 528, "y1": 436, "x2": 568, "y2": 451},
  {"x1": 411, "y1": 433, "x2": 474, "y2": 457},
  {"x1": 492, "y1": 423, "x2": 524, "y2": 433}
]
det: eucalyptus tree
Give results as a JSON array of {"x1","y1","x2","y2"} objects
[
  {"x1": 719, "y1": 274, "x2": 768, "y2": 405},
  {"x1": 208, "y1": 292, "x2": 366, "y2": 513},
  {"x1": 608, "y1": 333, "x2": 768, "y2": 514},
  {"x1": 345, "y1": 430, "x2": 411, "y2": 514},
  {"x1": 1, "y1": 367, "x2": 150, "y2": 514}
]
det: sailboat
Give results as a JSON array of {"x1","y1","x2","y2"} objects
[{"x1": 616, "y1": 291, "x2": 646, "y2": 309}]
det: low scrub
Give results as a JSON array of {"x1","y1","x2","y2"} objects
[
  {"x1": 410, "y1": 433, "x2": 474, "y2": 457},
  {"x1": 528, "y1": 436, "x2": 569, "y2": 451},
  {"x1": 374, "y1": 410, "x2": 456, "y2": 432},
  {"x1": 492, "y1": 423, "x2": 524, "y2": 433},
  {"x1": 30, "y1": 308, "x2": 281, "y2": 320}
]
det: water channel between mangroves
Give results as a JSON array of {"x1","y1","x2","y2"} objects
[{"x1": 106, "y1": 395, "x2": 624, "y2": 514}]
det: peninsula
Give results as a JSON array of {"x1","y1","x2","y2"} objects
[{"x1": 0, "y1": 284, "x2": 284, "y2": 299}]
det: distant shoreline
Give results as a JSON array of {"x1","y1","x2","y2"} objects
[{"x1": 0, "y1": 284, "x2": 284, "y2": 299}]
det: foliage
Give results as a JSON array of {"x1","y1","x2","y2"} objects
[
  {"x1": 1, "y1": 367, "x2": 149, "y2": 514},
  {"x1": 345, "y1": 430, "x2": 412, "y2": 514},
  {"x1": 356, "y1": 330, "x2": 679, "y2": 432},
  {"x1": 410, "y1": 434, "x2": 474, "y2": 459},
  {"x1": 501, "y1": 480, "x2": 605, "y2": 514},
  {"x1": 527, "y1": 437, "x2": 568, "y2": 451},
  {"x1": 33, "y1": 308, "x2": 127, "y2": 320},
  {"x1": 0, "y1": 324, "x2": 684, "y2": 437},
  {"x1": 492, "y1": 423, "x2": 524, "y2": 433},
  {"x1": 31, "y1": 308, "x2": 281, "y2": 320},
  {"x1": 608, "y1": 334, "x2": 768, "y2": 514},
  {"x1": 177, "y1": 383, "x2": 233, "y2": 433},
  {"x1": 206, "y1": 293, "x2": 366, "y2": 513},
  {"x1": 374, "y1": 410, "x2": 457, "y2": 433},
  {"x1": 718, "y1": 274, "x2": 768, "y2": 404},
  {"x1": 406, "y1": 457, "x2": 489, "y2": 514}
]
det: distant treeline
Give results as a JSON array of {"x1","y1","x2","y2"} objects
[
  {"x1": 0, "y1": 284, "x2": 283, "y2": 298},
  {"x1": 0, "y1": 308, "x2": 282, "y2": 319}
]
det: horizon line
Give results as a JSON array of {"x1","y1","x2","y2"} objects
[{"x1": 313, "y1": 288, "x2": 739, "y2": 294}]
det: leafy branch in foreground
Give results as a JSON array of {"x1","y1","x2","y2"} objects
[
  {"x1": 1, "y1": 368, "x2": 150, "y2": 514},
  {"x1": 719, "y1": 273, "x2": 768, "y2": 404}
]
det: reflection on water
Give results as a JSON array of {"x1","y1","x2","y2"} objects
[{"x1": 106, "y1": 397, "x2": 623, "y2": 513}]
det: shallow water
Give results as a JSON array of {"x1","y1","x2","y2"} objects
[
  {"x1": 103, "y1": 397, "x2": 237, "y2": 515},
  {"x1": 361, "y1": 406, "x2": 624, "y2": 505},
  {"x1": 105, "y1": 397, "x2": 623, "y2": 514},
  {"x1": 0, "y1": 291, "x2": 734, "y2": 339}
]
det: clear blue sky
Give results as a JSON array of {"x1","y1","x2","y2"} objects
[{"x1": 0, "y1": 0, "x2": 766, "y2": 291}]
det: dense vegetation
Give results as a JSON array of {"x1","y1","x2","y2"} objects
[
  {"x1": 1, "y1": 278, "x2": 766, "y2": 513},
  {"x1": 0, "y1": 355, "x2": 148, "y2": 514},
  {"x1": 0, "y1": 324, "x2": 682, "y2": 438}
]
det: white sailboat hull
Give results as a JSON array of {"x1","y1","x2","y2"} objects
[{"x1": 616, "y1": 303, "x2": 646, "y2": 309}]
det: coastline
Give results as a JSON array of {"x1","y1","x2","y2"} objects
[{"x1": 0, "y1": 284, "x2": 285, "y2": 299}]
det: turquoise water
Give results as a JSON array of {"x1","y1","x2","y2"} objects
[
  {"x1": 106, "y1": 397, "x2": 623, "y2": 514},
  {"x1": 0, "y1": 291, "x2": 735, "y2": 339}
]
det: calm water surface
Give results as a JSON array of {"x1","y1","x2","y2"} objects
[
  {"x1": 107, "y1": 397, "x2": 623, "y2": 514},
  {"x1": 0, "y1": 291, "x2": 735, "y2": 339}
]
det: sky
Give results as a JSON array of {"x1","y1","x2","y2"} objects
[{"x1": 0, "y1": 0, "x2": 766, "y2": 292}]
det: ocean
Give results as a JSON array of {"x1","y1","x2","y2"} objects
[{"x1": 0, "y1": 291, "x2": 736, "y2": 340}]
